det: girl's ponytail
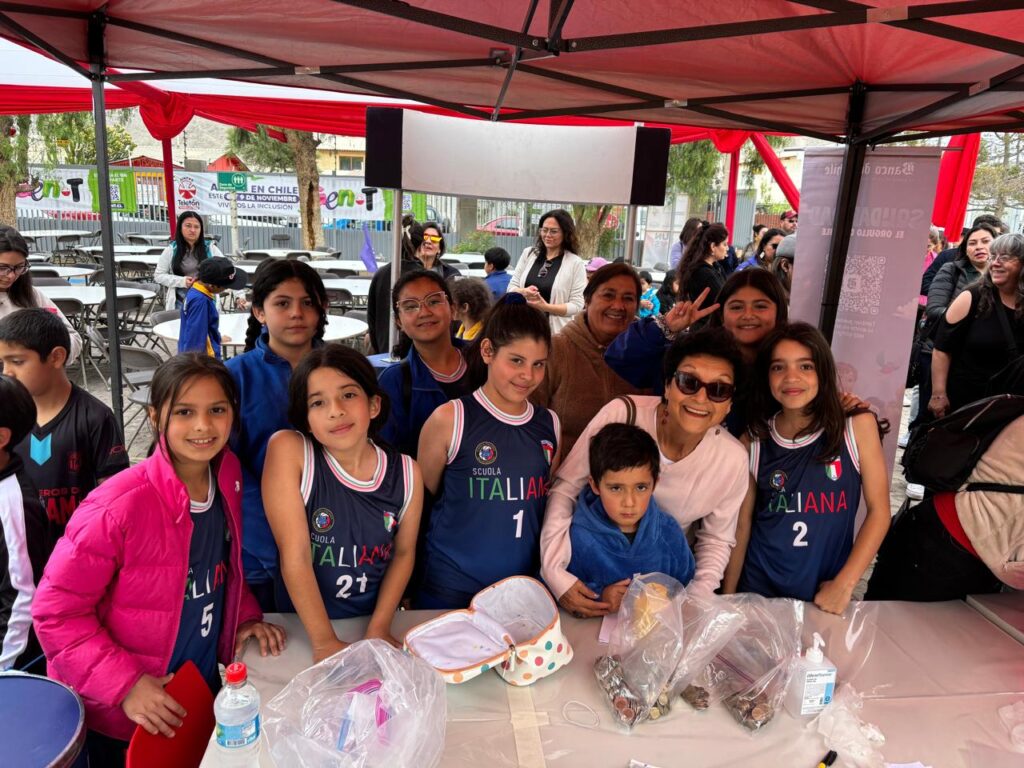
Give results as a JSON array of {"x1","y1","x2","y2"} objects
[{"x1": 244, "y1": 313, "x2": 263, "y2": 352}]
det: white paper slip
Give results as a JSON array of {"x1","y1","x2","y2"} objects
[{"x1": 599, "y1": 613, "x2": 619, "y2": 644}]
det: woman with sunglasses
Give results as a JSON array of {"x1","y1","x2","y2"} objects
[
  {"x1": 366, "y1": 221, "x2": 460, "y2": 354},
  {"x1": 735, "y1": 228, "x2": 785, "y2": 272},
  {"x1": 0, "y1": 227, "x2": 82, "y2": 363},
  {"x1": 722, "y1": 323, "x2": 890, "y2": 616},
  {"x1": 541, "y1": 327, "x2": 749, "y2": 618},
  {"x1": 509, "y1": 209, "x2": 587, "y2": 333}
]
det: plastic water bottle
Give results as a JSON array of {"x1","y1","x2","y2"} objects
[{"x1": 214, "y1": 662, "x2": 261, "y2": 765}]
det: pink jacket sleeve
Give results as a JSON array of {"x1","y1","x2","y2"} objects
[
  {"x1": 688, "y1": 443, "x2": 748, "y2": 595},
  {"x1": 540, "y1": 399, "x2": 628, "y2": 598},
  {"x1": 237, "y1": 583, "x2": 263, "y2": 629},
  {"x1": 32, "y1": 499, "x2": 145, "y2": 709}
]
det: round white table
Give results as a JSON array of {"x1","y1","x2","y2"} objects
[
  {"x1": 30, "y1": 265, "x2": 97, "y2": 279},
  {"x1": 322, "y1": 278, "x2": 370, "y2": 296},
  {"x1": 128, "y1": 234, "x2": 171, "y2": 245},
  {"x1": 458, "y1": 268, "x2": 487, "y2": 279},
  {"x1": 154, "y1": 313, "x2": 367, "y2": 348},
  {"x1": 113, "y1": 254, "x2": 161, "y2": 268},
  {"x1": 83, "y1": 245, "x2": 164, "y2": 256},
  {"x1": 37, "y1": 285, "x2": 156, "y2": 306},
  {"x1": 307, "y1": 259, "x2": 376, "y2": 274},
  {"x1": 242, "y1": 249, "x2": 312, "y2": 260}
]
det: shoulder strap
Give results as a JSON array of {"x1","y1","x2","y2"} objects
[
  {"x1": 964, "y1": 481, "x2": 1024, "y2": 494},
  {"x1": 615, "y1": 395, "x2": 637, "y2": 426},
  {"x1": 992, "y1": 286, "x2": 1019, "y2": 357}
]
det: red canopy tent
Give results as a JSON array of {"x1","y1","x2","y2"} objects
[{"x1": 3, "y1": 0, "x2": 1021, "y2": 417}]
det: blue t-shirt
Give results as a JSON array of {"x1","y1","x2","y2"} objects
[
  {"x1": 168, "y1": 484, "x2": 228, "y2": 691},
  {"x1": 418, "y1": 389, "x2": 559, "y2": 609},
  {"x1": 739, "y1": 416, "x2": 862, "y2": 602},
  {"x1": 275, "y1": 437, "x2": 415, "y2": 619}
]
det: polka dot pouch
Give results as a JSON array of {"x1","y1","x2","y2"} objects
[{"x1": 404, "y1": 576, "x2": 573, "y2": 686}]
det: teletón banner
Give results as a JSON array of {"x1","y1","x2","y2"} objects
[{"x1": 790, "y1": 146, "x2": 942, "y2": 503}]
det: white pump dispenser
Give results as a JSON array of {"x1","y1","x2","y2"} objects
[{"x1": 785, "y1": 632, "x2": 837, "y2": 717}]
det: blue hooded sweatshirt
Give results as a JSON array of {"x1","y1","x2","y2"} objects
[
  {"x1": 226, "y1": 332, "x2": 321, "y2": 585},
  {"x1": 568, "y1": 487, "x2": 695, "y2": 595}
]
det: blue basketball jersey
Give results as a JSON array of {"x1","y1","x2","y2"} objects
[
  {"x1": 419, "y1": 389, "x2": 559, "y2": 608},
  {"x1": 739, "y1": 416, "x2": 861, "y2": 602},
  {"x1": 276, "y1": 436, "x2": 415, "y2": 619}
]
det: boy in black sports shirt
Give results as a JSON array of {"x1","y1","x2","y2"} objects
[
  {"x1": 0, "y1": 309, "x2": 128, "y2": 534},
  {"x1": 0, "y1": 374, "x2": 52, "y2": 671}
]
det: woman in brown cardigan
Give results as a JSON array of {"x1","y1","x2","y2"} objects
[{"x1": 532, "y1": 263, "x2": 647, "y2": 456}]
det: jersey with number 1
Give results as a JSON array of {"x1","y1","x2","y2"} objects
[
  {"x1": 275, "y1": 435, "x2": 415, "y2": 619},
  {"x1": 739, "y1": 416, "x2": 861, "y2": 602},
  {"x1": 420, "y1": 389, "x2": 559, "y2": 608}
]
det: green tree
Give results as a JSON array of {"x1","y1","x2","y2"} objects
[
  {"x1": 742, "y1": 134, "x2": 789, "y2": 186},
  {"x1": 0, "y1": 114, "x2": 32, "y2": 226},
  {"x1": 972, "y1": 132, "x2": 1024, "y2": 219},
  {"x1": 666, "y1": 140, "x2": 721, "y2": 212},
  {"x1": 226, "y1": 126, "x2": 295, "y2": 172},
  {"x1": 35, "y1": 111, "x2": 136, "y2": 166},
  {"x1": 572, "y1": 204, "x2": 614, "y2": 259}
]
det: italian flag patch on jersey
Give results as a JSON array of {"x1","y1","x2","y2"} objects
[{"x1": 825, "y1": 457, "x2": 842, "y2": 482}]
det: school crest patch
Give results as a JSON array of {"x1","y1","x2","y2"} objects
[
  {"x1": 825, "y1": 457, "x2": 842, "y2": 482},
  {"x1": 313, "y1": 508, "x2": 334, "y2": 533},
  {"x1": 540, "y1": 440, "x2": 555, "y2": 466},
  {"x1": 475, "y1": 442, "x2": 497, "y2": 465},
  {"x1": 770, "y1": 470, "x2": 787, "y2": 490},
  {"x1": 383, "y1": 510, "x2": 397, "y2": 533}
]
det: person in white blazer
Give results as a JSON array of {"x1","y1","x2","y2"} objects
[
  {"x1": 154, "y1": 211, "x2": 225, "y2": 310},
  {"x1": 509, "y1": 209, "x2": 587, "y2": 334}
]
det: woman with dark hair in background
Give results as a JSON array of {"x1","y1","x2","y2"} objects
[
  {"x1": 677, "y1": 223, "x2": 730, "y2": 305},
  {"x1": 669, "y1": 216, "x2": 705, "y2": 270},
  {"x1": 366, "y1": 220, "x2": 460, "y2": 354},
  {"x1": 741, "y1": 223, "x2": 767, "y2": 261},
  {"x1": 736, "y1": 227, "x2": 785, "y2": 272},
  {"x1": 0, "y1": 226, "x2": 82, "y2": 363},
  {"x1": 154, "y1": 211, "x2": 224, "y2": 310},
  {"x1": 931, "y1": 232, "x2": 1024, "y2": 418},
  {"x1": 509, "y1": 208, "x2": 587, "y2": 333},
  {"x1": 532, "y1": 263, "x2": 647, "y2": 456}
]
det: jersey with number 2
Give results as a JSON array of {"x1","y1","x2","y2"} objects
[{"x1": 740, "y1": 416, "x2": 861, "y2": 601}]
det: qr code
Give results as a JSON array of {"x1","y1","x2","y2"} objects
[
  {"x1": 108, "y1": 184, "x2": 121, "y2": 203},
  {"x1": 838, "y1": 255, "x2": 885, "y2": 316}
]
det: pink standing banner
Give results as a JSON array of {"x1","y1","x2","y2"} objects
[{"x1": 790, "y1": 147, "x2": 942, "y2": 498}]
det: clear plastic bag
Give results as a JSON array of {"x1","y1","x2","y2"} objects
[
  {"x1": 593, "y1": 573, "x2": 687, "y2": 728},
  {"x1": 666, "y1": 592, "x2": 746, "y2": 698},
  {"x1": 813, "y1": 684, "x2": 886, "y2": 767},
  {"x1": 685, "y1": 594, "x2": 804, "y2": 731},
  {"x1": 264, "y1": 639, "x2": 447, "y2": 768}
]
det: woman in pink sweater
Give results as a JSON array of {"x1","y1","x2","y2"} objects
[{"x1": 541, "y1": 328, "x2": 750, "y2": 617}]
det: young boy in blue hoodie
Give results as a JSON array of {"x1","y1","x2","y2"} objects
[
  {"x1": 178, "y1": 256, "x2": 248, "y2": 359},
  {"x1": 568, "y1": 422, "x2": 695, "y2": 612}
]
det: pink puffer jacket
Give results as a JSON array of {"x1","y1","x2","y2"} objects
[{"x1": 33, "y1": 444, "x2": 262, "y2": 740}]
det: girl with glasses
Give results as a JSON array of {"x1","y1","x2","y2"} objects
[
  {"x1": 723, "y1": 322, "x2": 890, "y2": 616},
  {"x1": 0, "y1": 227, "x2": 82, "y2": 364},
  {"x1": 541, "y1": 327, "x2": 750, "y2": 618},
  {"x1": 509, "y1": 209, "x2": 587, "y2": 333}
]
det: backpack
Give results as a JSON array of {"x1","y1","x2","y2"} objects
[{"x1": 902, "y1": 394, "x2": 1024, "y2": 493}]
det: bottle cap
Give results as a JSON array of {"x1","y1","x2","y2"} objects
[
  {"x1": 225, "y1": 662, "x2": 248, "y2": 684},
  {"x1": 806, "y1": 632, "x2": 825, "y2": 663}
]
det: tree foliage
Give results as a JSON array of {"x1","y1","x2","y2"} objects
[
  {"x1": 34, "y1": 111, "x2": 136, "y2": 166},
  {"x1": 742, "y1": 134, "x2": 789, "y2": 186},
  {"x1": 666, "y1": 140, "x2": 721, "y2": 209},
  {"x1": 972, "y1": 133, "x2": 1024, "y2": 218},
  {"x1": 226, "y1": 126, "x2": 295, "y2": 172},
  {"x1": 1, "y1": 115, "x2": 36, "y2": 225},
  {"x1": 572, "y1": 203, "x2": 614, "y2": 259}
]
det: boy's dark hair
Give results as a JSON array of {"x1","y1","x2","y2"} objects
[
  {"x1": 0, "y1": 308, "x2": 71, "y2": 363},
  {"x1": 588, "y1": 422, "x2": 660, "y2": 485},
  {"x1": 288, "y1": 344, "x2": 389, "y2": 442},
  {"x1": 638, "y1": 270, "x2": 653, "y2": 284},
  {"x1": 0, "y1": 375, "x2": 36, "y2": 450},
  {"x1": 484, "y1": 247, "x2": 511, "y2": 271}
]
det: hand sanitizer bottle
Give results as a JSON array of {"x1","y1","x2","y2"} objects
[{"x1": 785, "y1": 632, "x2": 837, "y2": 717}]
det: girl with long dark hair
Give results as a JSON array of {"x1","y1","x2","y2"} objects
[
  {"x1": 154, "y1": 211, "x2": 225, "y2": 310},
  {"x1": 677, "y1": 222, "x2": 730, "y2": 304}
]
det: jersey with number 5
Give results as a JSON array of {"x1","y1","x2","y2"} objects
[
  {"x1": 275, "y1": 434, "x2": 415, "y2": 619},
  {"x1": 420, "y1": 389, "x2": 559, "y2": 608},
  {"x1": 739, "y1": 415, "x2": 861, "y2": 601}
]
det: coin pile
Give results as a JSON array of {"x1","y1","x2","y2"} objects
[
  {"x1": 724, "y1": 690, "x2": 775, "y2": 730},
  {"x1": 681, "y1": 684, "x2": 711, "y2": 711},
  {"x1": 593, "y1": 655, "x2": 645, "y2": 727},
  {"x1": 647, "y1": 689, "x2": 672, "y2": 720}
]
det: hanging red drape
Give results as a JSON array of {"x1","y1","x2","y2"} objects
[
  {"x1": 725, "y1": 150, "x2": 740, "y2": 239},
  {"x1": 932, "y1": 133, "x2": 981, "y2": 239},
  {"x1": 750, "y1": 132, "x2": 800, "y2": 211}
]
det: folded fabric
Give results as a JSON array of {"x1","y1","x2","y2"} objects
[{"x1": 568, "y1": 487, "x2": 695, "y2": 595}]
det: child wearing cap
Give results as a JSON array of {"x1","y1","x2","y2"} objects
[
  {"x1": 567, "y1": 422, "x2": 695, "y2": 612},
  {"x1": 178, "y1": 256, "x2": 248, "y2": 359}
]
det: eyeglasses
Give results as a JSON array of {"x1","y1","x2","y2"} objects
[
  {"x1": 397, "y1": 290, "x2": 448, "y2": 315},
  {"x1": 537, "y1": 259, "x2": 558, "y2": 279},
  {"x1": 0, "y1": 262, "x2": 29, "y2": 277},
  {"x1": 539, "y1": 228, "x2": 562, "y2": 236},
  {"x1": 422, "y1": 235, "x2": 443, "y2": 244},
  {"x1": 672, "y1": 371, "x2": 735, "y2": 403},
  {"x1": 990, "y1": 253, "x2": 1020, "y2": 264}
]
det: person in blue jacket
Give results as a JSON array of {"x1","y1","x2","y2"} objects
[
  {"x1": 378, "y1": 269, "x2": 471, "y2": 458},
  {"x1": 226, "y1": 260, "x2": 328, "y2": 610},
  {"x1": 178, "y1": 257, "x2": 247, "y2": 358},
  {"x1": 568, "y1": 422, "x2": 695, "y2": 612},
  {"x1": 483, "y1": 247, "x2": 512, "y2": 300}
]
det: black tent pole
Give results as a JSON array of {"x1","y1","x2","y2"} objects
[
  {"x1": 89, "y1": 16, "x2": 124, "y2": 431},
  {"x1": 818, "y1": 82, "x2": 867, "y2": 343}
]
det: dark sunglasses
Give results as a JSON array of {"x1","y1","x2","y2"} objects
[{"x1": 672, "y1": 371, "x2": 735, "y2": 402}]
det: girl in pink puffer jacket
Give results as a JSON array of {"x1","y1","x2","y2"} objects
[{"x1": 33, "y1": 354, "x2": 286, "y2": 766}]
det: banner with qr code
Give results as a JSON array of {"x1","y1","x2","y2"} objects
[{"x1": 790, "y1": 146, "x2": 941, "y2": 499}]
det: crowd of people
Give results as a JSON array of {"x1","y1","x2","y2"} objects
[{"x1": 0, "y1": 204, "x2": 1022, "y2": 764}]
